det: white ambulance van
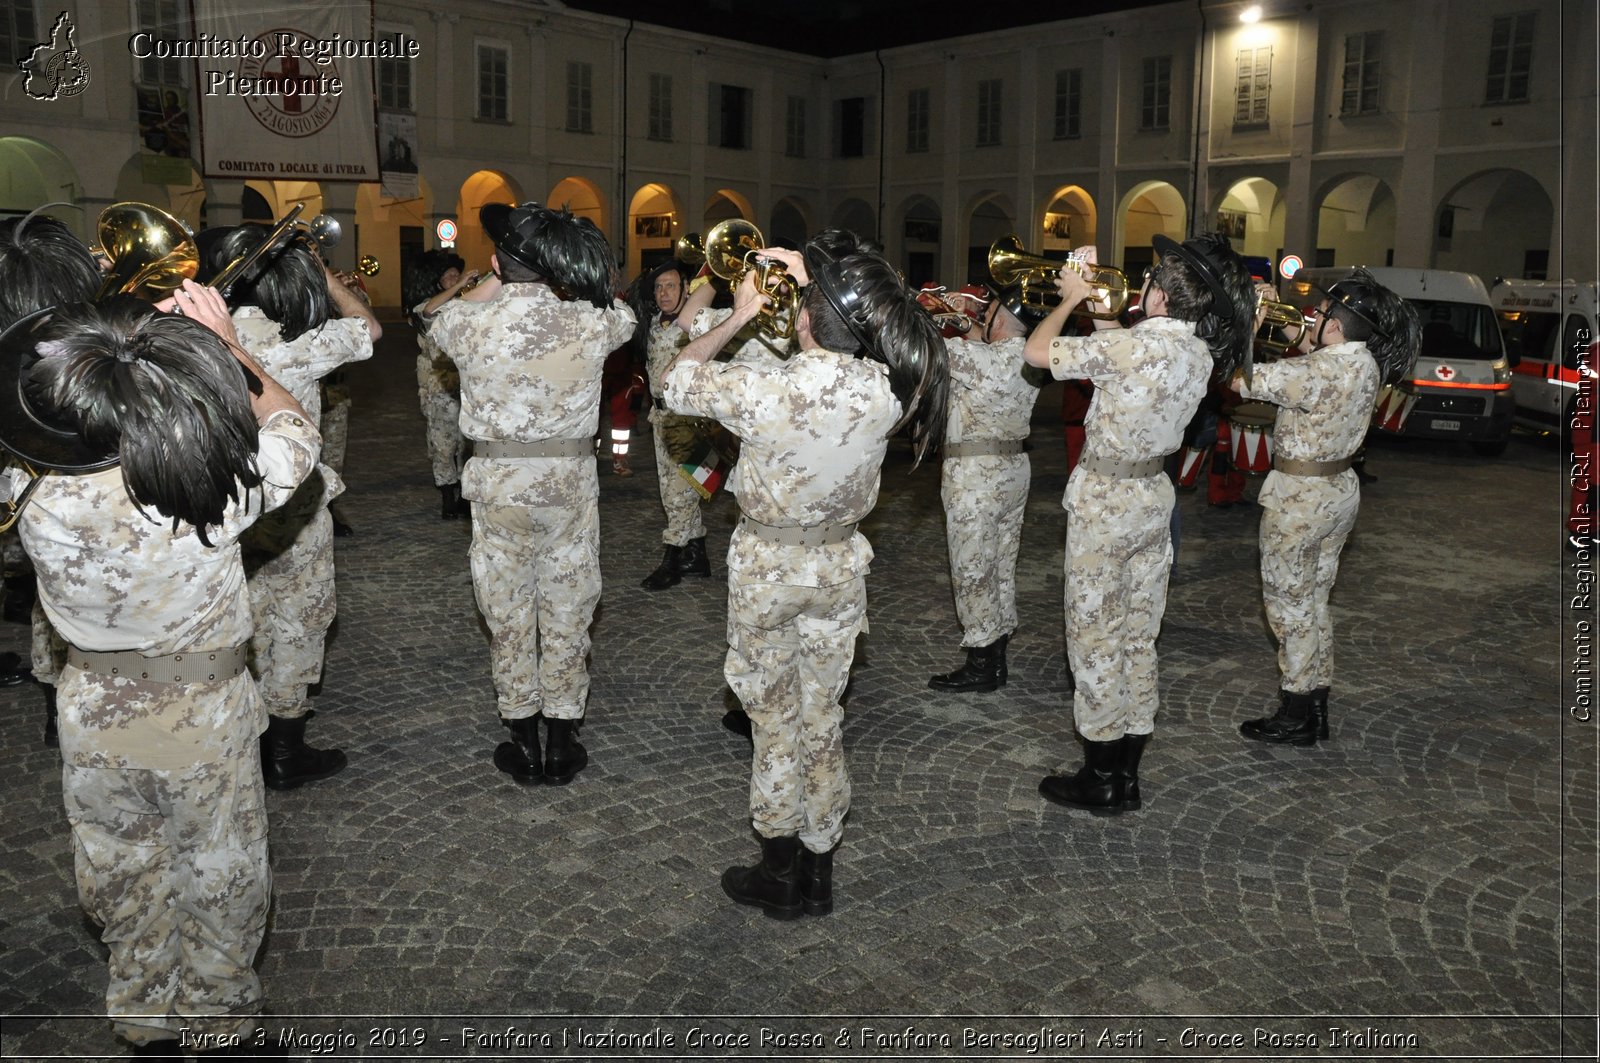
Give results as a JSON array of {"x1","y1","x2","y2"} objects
[
  {"x1": 1286, "y1": 267, "x2": 1515, "y2": 456},
  {"x1": 1490, "y1": 279, "x2": 1598, "y2": 433}
]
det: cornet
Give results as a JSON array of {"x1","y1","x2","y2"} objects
[
  {"x1": 1255, "y1": 292, "x2": 1312, "y2": 353},
  {"x1": 987, "y1": 235, "x2": 1129, "y2": 320},
  {"x1": 702, "y1": 219, "x2": 799, "y2": 339}
]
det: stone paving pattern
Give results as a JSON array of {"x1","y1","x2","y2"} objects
[{"x1": 1, "y1": 324, "x2": 1594, "y2": 1061}]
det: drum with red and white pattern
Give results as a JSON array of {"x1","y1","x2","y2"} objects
[{"x1": 1227, "y1": 402, "x2": 1277, "y2": 474}]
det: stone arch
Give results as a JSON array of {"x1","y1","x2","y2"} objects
[
  {"x1": 895, "y1": 194, "x2": 943, "y2": 287},
  {"x1": 548, "y1": 175, "x2": 607, "y2": 237},
  {"x1": 1312, "y1": 173, "x2": 1396, "y2": 270},
  {"x1": 704, "y1": 188, "x2": 754, "y2": 230},
  {"x1": 1115, "y1": 180, "x2": 1186, "y2": 280},
  {"x1": 964, "y1": 191, "x2": 1016, "y2": 285},
  {"x1": 456, "y1": 170, "x2": 523, "y2": 271},
  {"x1": 768, "y1": 195, "x2": 812, "y2": 250},
  {"x1": 1433, "y1": 168, "x2": 1553, "y2": 281},
  {"x1": 1040, "y1": 185, "x2": 1096, "y2": 254},
  {"x1": 0, "y1": 136, "x2": 87, "y2": 240},
  {"x1": 355, "y1": 177, "x2": 434, "y2": 309},
  {"x1": 830, "y1": 197, "x2": 876, "y2": 240},
  {"x1": 627, "y1": 182, "x2": 684, "y2": 280},
  {"x1": 1213, "y1": 176, "x2": 1284, "y2": 263}
]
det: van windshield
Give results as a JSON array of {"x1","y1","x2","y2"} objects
[
  {"x1": 1411, "y1": 300, "x2": 1503, "y2": 361},
  {"x1": 1496, "y1": 309, "x2": 1560, "y2": 364}
]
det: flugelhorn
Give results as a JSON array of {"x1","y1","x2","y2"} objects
[
  {"x1": 987, "y1": 235, "x2": 1129, "y2": 320},
  {"x1": 702, "y1": 219, "x2": 798, "y2": 339},
  {"x1": 1254, "y1": 291, "x2": 1311, "y2": 353}
]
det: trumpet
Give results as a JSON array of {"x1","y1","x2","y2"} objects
[
  {"x1": 916, "y1": 287, "x2": 980, "y2": 335},
  {"x1": 987, "y1": 235, "x2": 1129, "y2": 320},
  {"x1": 701, "y1": 219, "x2": 798, "y2": 339},
  {"x1": 1255, "y1": 292, "x2": 1312, "y2": 353},
  {"x1": 673, "y1": 231, "x2": 705, "y2": 268}
]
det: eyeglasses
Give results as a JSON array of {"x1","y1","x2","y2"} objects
[{"x1": 1141, "y1": 265, "x2": 1156, "y2": 285}]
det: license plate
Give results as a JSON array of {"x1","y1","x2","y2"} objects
[{"x1": 1432, "y1": 418, "x2": 1461, "y2": 431}]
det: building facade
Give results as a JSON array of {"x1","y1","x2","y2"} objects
[{"x1": 0, "y1": 0, "x2": 1591, "y2": 307}]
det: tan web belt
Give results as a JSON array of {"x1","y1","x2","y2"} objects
[
  {"x1": 1078, "y1": 452, "x2": 1166, "y2": 479},
  {"x1": 738, "y1": 515, "x2": 859, "y2": 548},
  {"x1": 944, "y1": 439, "x2": 1025, "y2": 459},
  {"x1": 475, "y1": 438, "x2": 592, "y2": 459},
  {"x1": 1274, "y1": 456, "x2": 1354, "y2": 477},
  {"x1": 67, "y1": 645, "x2": 249, "y2": 685}
]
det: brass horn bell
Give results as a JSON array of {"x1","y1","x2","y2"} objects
[
  {"x1": 702, "y1": 219, "x2": 799, "y2": 339},
  {"x1": 987, "y1": 235, "x2": 1129, "y2": 320},
  {"x1": 672, "y1": 231, "x2": 705, "y2": 268},
  {"x1": 1255, "y1": 293, "x2": 1312, "y2": 353}
]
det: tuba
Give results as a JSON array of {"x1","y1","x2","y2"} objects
[
  {"x1": 702, "y1": 219, "x2": 800, "y2": 339},
  {"x1": 988, "y1": 235, "x2": 1129, "y2": 320}
]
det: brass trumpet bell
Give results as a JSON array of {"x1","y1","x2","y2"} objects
[
  {"x1": 987, "y1": 235, "x2": 1129, "y2": 320},
  {"x1": 357, "y1": 254, "x2": 379, "y2": 277},
  {"x1": 672, "y1": 231, "x2": 705, "y2": 268},
  {"x1": 702, "y1": 219, "x2": 798, "y2": 339}
]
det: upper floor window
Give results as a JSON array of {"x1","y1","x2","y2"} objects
[
  {"x1": 1054, "y1": 68, "x2": 1082, "y2": 139},
  {"x1": 836, "y1": 95, "x2": 868, "y2": 158},
  {"x1": 648, "y1": 73, "x2": 672, "y2": 141},
  {"x1": 1340, "y1": 31, "x2": 1382, "y2": 116},
  {"x1": 1485, "y1": 12, "x2": 1534, "y2": 103},
  {"x1": 566, "y1": 61, "x2": 593, "y2": 133},
  {"x1": 1, "y1": 0, "x2": 38, "y2": 69},
  {"x1": 134, "y1": 0, "x2": 186, "y2": 86},
  {"x1": 1234, "y1": 45, "x2": 1271, "y2": 126},
  {"x1": 976, "y1": 78, "x2": 1002, "y2": 147},
  {"x1": 1140, "y1": 56, "x2": 1171, "y2": 130},
  {"x1": 476, "y1": 43, "x2": 509, "y2": 121},
  {"x1": 906, "y1": 87, "x2": 930, "y2": 153},
  {"x1": 785, "y1": 95, "x2": 806, "y2": 158},
  {"x1": 377, "y1": 28, "x2": 413, "y2": 111},
  {"x1": 711, "y1": 82, "x2": 752, "y2": 149}
]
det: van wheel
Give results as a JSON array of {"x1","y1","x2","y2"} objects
[{"x1": 1471, "y1": 438, "x2": 1509, "y2": 458}]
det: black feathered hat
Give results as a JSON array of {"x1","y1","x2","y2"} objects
[
  {"x1": 480, "y1": 202, "x2": 542, "y2": 273},
  {"x1": 1153, "y1": 233, "x2": 1235, "y2": 320}
]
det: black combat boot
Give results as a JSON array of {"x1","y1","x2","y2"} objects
[
  {"x1": 543, "y1": 717, "x2": 588, "y2": 784},
  {"x1": 1310, "y1": 686, "x2": 1330, "y2": 740},
  {"x1": 492, "y1": 715, "x2": 543, "y2": 783},
  {"x1": 721, "y1": 834, "x2": 803, "y2": 919},
  {"x1": 43, "y1": 685, "x2": 57, "y2": 747},
  {"x1": 261, "y1": 714, "x2": 348, "y2": 790},
  {"x1": 1119, "y1": 732, "x2": 1149, "y2": 811},
  {"x1": 928, "y1": 635, "x2": 1007, "y2": 693},
  {"x1": 1239, "y1": 690, "x2": 1319, "y2": 746},
  {"x1": 641, "y1": 545, "x2": 684, "y2": 590},
  {"x1": 439, "y1": 483, "x2": 463, "y2": 520},
  {"x1": 797, "y1": 845, "x2": 835, "y2": 916},
  {"x1": 2, "y1": 575, "x2": 34, "y2": 624},
  {"x1": 680, "y1": 536, "x2": 712, "y2": 578},
  {"x1": 0, "y1": 650, "x2": 28, "y2": 687},
  {"x1": 1038, "y1": 737, "x2": 1124, "y2": 814}
]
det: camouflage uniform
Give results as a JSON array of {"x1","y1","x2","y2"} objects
[
  {"x1": 428, "y1": 283, "x2": 635, "y2": 722},
  {"x1": 663, "y1": 347, "x2": 899, "y2": 852},
  {"x1": 416, "y1": 325, "x2": 467, "y2": 487},
  {"x1": 1238, "y1": 340, "x2": 1378, "y2": 692},
  {"x1": 1046, "y1": 317, "x2": 1211, "y2": 741},
  {"x1": 319, "y1": 377, "x2": 351, "y2": 475},
  {"x1": 941, "y1": 335, "x2": 1036, "y2": 647},
  {"x1": 12, "y1": 412, "x2": 320, "y2": 1047},
  {"x1": 232, "y1": 309, "x2": 373, "y2": 720}
]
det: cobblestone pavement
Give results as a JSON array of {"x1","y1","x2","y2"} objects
[{"x1": 2, "y1": 325, "x2": 1594, "y2": 1061}]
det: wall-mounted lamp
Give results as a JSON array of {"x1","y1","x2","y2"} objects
[{"x1": 1240, "y1": 4, "x2": 1263, "y2": 22}]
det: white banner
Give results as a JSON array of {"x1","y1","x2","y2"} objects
[
  {"x1": 192, "y1": 0, "x2": 382, "y2": 184},
  {"x1": 379, "y1": 111, "x2": 419, "y2": 201}
]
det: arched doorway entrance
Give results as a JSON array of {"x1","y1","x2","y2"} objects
[
  {"x1": 1434, "y1": 169, "x2": 1553, "y2": 281},
  {"x1": 1314, "y1": 174, "x2": 1396, "y2": 270},
  {"x1": 456, "y1": 170, "x2": 523, "y2": 271},
  {"x1": 965, "y1": 192, "x2": 1015, "y2": 285},
  {"x1": 1116, "y1": 181, "x2": 1185, "y2": 280}
]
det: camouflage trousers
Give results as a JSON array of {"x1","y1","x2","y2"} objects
[
  {"x1": 62, "y1": 745, "x2": 270, "y2": 1045},
  {"x1": 469, "y1": 499, "x2": 601, "y2": 721},
  {"x1": 244, "y1": 486, "x2": 337, "y2": 719},
  {"x1": 1259, "y1": 491, "x2": 1359, "y2": 692},
  {"x1": 649, "y1": 413, "x2": 706, "y2": 546},
  {"x1": 417, "y1": 352, "x2": 466, "y2": 487},
  {"x1": 319, "y1": 382, "x2": 351, "y2": 476},
  {"x1": 32, "y1": 599, "x2": 67, "y2": 684},
  {"x1": 725, "y1": 575, "x2": 866, "y2": 853},
  {"x1": 940, "y1": 453, "x2": 1029, "y2": 647},
  {"x1": 1063, "y1": 473, "x2": 1175, "y2": 742}
]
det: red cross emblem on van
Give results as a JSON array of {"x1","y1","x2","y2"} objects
[{"x1": 1434, "y1": 364, "x2": 1456, "y2": 381}]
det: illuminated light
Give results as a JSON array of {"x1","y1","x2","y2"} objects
[
  {"x1": 1409, "y1": 380, "x2": 1512, "y2": 391},
  {"x1": 1240, "y1": 4, "x2": 1263, "y2": 22}
]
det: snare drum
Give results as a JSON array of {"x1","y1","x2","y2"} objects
[
  {"x1": 1372, "y1": 383, "x2": 1417, "y2": 433},
  {"x1": 1227, "y1": 402, "x2": 1277, "y2": 474}
]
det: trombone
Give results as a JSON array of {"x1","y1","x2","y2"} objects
[
  {"x1": 699, "y1": 219, "x2": 799, "y2": 339},
  {"x1": 987, "y1": 235, "x2": 1129, "y2": 320}
]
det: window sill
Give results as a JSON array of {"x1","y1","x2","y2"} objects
[{"x1": 474, "y1": 117, "x2": 514, "y2": 125}]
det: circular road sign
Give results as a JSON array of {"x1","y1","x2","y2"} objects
[
  {"x1": 436, "y1": 219, "x2": 458, "y2": 243},
  {"x1": 1278, "y1": 254, "x2": 1303, "y2": 278}
]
